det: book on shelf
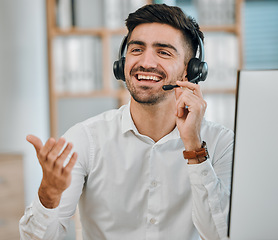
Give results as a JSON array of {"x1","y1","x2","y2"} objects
[
  {"x1": 202, "y1": 32, "x2": 238, "y2": 91},
  {"x1": 195, "y1": 0, "x2": 235, "y2": 26},
  {"x1": 56, "y1": 0, "x2": 74, "y2": 29},
  {"x1": 74, "y1": 0, "x2": 103, "y2": 28},
  {"x1": 53, "y1": 36, "x2": 102, "y2": 94},
  {"x1": 57, "y1": 0, "x2": 148, "y2": 29}
]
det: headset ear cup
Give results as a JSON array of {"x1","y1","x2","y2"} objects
[
  {"x1": 187, "y1": 58, "x2": 208, "y2": 83},
  {"x1": 113, "y1": 57, "x2": 125, "y2": 81},
  {"x1": 199, "y1": 61, "x2": 208, "y2": 81},
  {"x1": 187, "y1": 58, "x2": 201, "y2": 82}
]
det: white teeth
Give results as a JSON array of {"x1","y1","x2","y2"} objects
[{"x1": 137, "y1": 74, "x2": 160, "y2": 81}]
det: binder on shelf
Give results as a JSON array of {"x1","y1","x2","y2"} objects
[
  {"x1": 75, "y1": 0, "x2": 103, "y2": 28},
  {"x1": 202, "y1": 32, "x2": 238, "y2": 91},
  {"x1": 195, "y1": 0, "x2": 235, "y2": 26},
  {"x1": 81, "y1": 37, "x2": 95, "y2": 92},
  {"x1": 93, "y1": 37, "x2": 103, "y2": 90},
  {"x1": 104, "y1": 0, "x2": 122, "y2": 29},
  {"x1": 53, "y1": 36, "x2": 103, "y2": 94},
  {"x1": 56, "y1": 0, "x2": 73, "y2": 29}
]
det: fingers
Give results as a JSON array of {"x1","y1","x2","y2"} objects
[
  {"x1": 53, "y1": 142, "x2": 74, "y2": 174},
  {"x1": 175, "y1": 88, "x2": 197, "y2": 117},
  {"x1": 27, "y1": 135, "x2": 77, "y2": 175},
  {"x1": 38, "y1": 138, "x2": 56, "y2": 161},
  {"x1": 175, "y1": 81, "x2": 206, "y2": 118},
  {"x1": 26, "y1": 135, "x2": 44, "y2": 154},
  {"x1": 63, "y1": 152, "x2": 78, "y2": 177},
  {"x1": 45, "y1": 138, "x2": 66, "y2": 168},
  {"x1": 176, "y1": 80, "x2": 203, "y2": 98}
]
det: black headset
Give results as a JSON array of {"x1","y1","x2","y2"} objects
[{"x1": 113, "y1": 25, "x2": 208, "y2": 84}]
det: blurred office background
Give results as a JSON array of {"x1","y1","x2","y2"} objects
[{"x1": 0, "y1": 0, "x2": 277, "y2": 239}]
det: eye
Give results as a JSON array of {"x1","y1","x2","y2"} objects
[
  {"x1": 130, "y1": 48, "x2": 143, "y2": 55},
  {"x1": 158, "y1": 50, "x2": 171, "y2": 57},
  {"x1": 132, "y1": 48, "x2": 141, "y2": 52}
]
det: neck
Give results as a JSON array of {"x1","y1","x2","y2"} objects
[{"x1": 130, "y1": 96, "x2": 176, "y2": 142}]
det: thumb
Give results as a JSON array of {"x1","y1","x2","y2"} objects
[{"x1": 26, "y1": 135, "x2": 43, "y2": 154}]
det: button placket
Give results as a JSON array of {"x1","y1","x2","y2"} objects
[{"x1": 147, "y1": 145, "x2": 160, "y2": 232}]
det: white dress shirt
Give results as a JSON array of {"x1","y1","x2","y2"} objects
[{"x1": 19, "y1": 103, "x2": 234, "y2": 240}]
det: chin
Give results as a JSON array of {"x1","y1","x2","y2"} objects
[{"x1": 131, "y1": 92, "x2": 168, "y2": 105}]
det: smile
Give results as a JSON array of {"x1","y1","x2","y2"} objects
[{"x1": 136, "y1": 74, "x2": 162, "y2": 82}]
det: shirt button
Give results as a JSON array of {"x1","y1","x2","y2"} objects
[
  {"x1": 151, "y1": 180, "x2": 157, "y2": 188},
  {"x1": 202, "y1": 170, "x2": 208, "y2": 176},
  {"x1": 150, "y1": 218, "x2": 156, "y2": 224}
]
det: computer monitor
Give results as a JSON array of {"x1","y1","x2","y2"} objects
[{"x1": 228, "y1": 70, "x2": 278, "y2": 239}]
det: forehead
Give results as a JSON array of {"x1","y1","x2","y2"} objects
[{"x1": 129, "y1": 23, "x2": 185, "y2": 49}]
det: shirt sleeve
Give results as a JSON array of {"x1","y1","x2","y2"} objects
[
  {"x1": 19, "y1": 123, "x2": 91, "y2": 239},
  {"x1": 187, "y1": 127, "x2": 234, "y2": 240}
]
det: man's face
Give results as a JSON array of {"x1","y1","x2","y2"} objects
[{"x1": 124, "y1": 23, "x2": 188, "y2": 105}]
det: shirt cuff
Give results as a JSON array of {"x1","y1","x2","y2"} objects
[
  {"x1": 32, "y1": 193, "x2": 59, "y2": 225},
  {"x1": 187, "y1": 159, "x2": 217, "y2": 185}
]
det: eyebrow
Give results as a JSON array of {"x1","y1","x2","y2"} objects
[
  {"x1": 127, "y1": 40, "x2": 179, "y2": 54},
  {"x1": 127, "y1": 40, "x2": 145, "y2": 48},
  {"x1": 153, "y1": 42, "x2": 178, "y2": 54}
]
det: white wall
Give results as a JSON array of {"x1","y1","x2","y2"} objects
[{"x1": 0, "y1": 0, "x2": 49, "y2": 205}]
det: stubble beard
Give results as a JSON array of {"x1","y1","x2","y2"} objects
[
  {"x1": 125, "y1": 69, "x2": 184, "y2": 106},
  {"x1": 125, "y1": 78, "x2": 168, "y2": 106}
]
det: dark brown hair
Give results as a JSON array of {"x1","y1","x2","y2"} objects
[{"x1": 125, "y1": 4, "x2": 204, "y2": 59}]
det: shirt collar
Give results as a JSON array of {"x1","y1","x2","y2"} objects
[
  {"x1": 121, "y1": 101, "x2": 181, "y2": 142},
  {"x1": 121, "y1": 101, "x2": 138, "y2": 134}
]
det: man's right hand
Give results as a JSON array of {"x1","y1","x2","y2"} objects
[{"x1": 27, "y1": 135, "x2": 78, "y2": 209}]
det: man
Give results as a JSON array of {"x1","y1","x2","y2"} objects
[{"x1": 19, "y1": 4, "x2": 233, "y2": 240}]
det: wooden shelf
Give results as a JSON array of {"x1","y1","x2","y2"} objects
[
  {"x1": 201, "y1": 25, "x2": 238, "y2": 34},
  {"x1": 203, "y1": 88, "x2": 236, "y2": 95},
  {"x1": 55, "y1": 89, "x2": 123, "y2": 99},
  {"x1": 50, "y1": 27, "x2": 127, "y2": 37}
]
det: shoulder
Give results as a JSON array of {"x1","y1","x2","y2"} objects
[
  {"x1": 61, "y1": 105, "x2": 127, "y2": 172},
  {"x1": 201, "y1": 118, "x2": 234, "y2": 140},
  {"x1": 201, "y1": 119, "x2": 234, "y2": 163},
  {"x1": 63, "y1": 105, "x2": 126, "y2": 140},
  {"x1": 79, "y1": 105, "x2": 127, "y2": 138},
  {"x1": 82, "y1": 106, "x2": 124, "y2": 128}
]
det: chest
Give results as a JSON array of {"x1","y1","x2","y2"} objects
[{"x1": 83, "y1": 135, "x2": 192, "y2": 213}]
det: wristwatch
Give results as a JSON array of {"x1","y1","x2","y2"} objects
[{"x1": 183, "y1": 141, "x2": 209, "y2": 163}]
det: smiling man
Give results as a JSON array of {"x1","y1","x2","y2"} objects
[{"x1": 19, "y1": 4, "x2": 233, "y2": 240}]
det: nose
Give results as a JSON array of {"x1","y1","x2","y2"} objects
[{"x1": 139, "y1": 49, "x2": 158, "y2": 69}]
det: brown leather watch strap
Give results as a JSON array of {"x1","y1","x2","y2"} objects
[{"x1": 183, "y1": 141, "x2": 209, "y2": 163}]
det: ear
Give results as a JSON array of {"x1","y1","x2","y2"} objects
[
  {"x1": 182, "y1": 69, "x2": 188, "y2": 82},
  {"x1": 181, "y1": 63, "x2": 188, "y2": 82}
]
